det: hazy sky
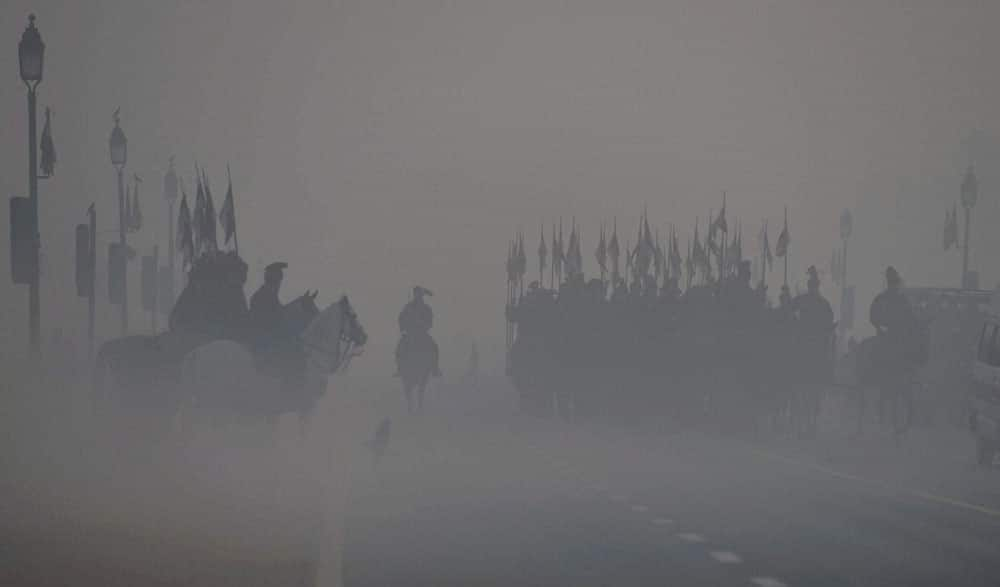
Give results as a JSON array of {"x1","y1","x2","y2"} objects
[{"x1": 3, "y1": 0, "x2": 1000, "y2": 369}]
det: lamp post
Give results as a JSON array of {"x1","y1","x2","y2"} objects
[
  {"x1": 19, "y1": 14, "x2": 45, "y2": 359},
  {"x1": 109, "y1": 110, "x2": 128, "y2": 333},
  {"x1": 960, "y1": 165, "x2": 978, "y2": 289}
]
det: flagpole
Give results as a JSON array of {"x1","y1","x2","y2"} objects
[
  {"x1": 783, "y1": 207, "x2": 789, "y2": 287},
  {"x1": 228, "y1": 164, "x2": 239, "y2": 256}
]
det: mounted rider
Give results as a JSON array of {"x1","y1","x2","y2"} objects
[
  {"x1": 870, "y1": 266, "x2": 923, "y2": 369},
  {"x1": 791, "y1": 266, "x2": 835, "y2": 380},
  {"x1": 396, "y1": 286, "x2": 442, "y2": 377},
  {"x1": 249, "y1": 262, "x2": 288, "y2": 345},
  {"x1": 249, "y1": 261, "x2": 305, "y2": 387},
  {"x1": 168, "y1": 250, "x2": 249, "y2": 340}
]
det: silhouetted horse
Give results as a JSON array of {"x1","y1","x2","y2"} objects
[
  {"x1": 397, "y1": 332, "x2": 436, "y2": 414},
  {"x1": 180, "y1": 295, "x2": 367, "y2": 432}
]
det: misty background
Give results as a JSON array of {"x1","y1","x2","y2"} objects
[{"x1": 2, "y1": 0, "x2": 1000, "y2": 373}]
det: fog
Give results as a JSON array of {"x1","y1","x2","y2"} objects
[
  {"x1": 3, "y1": 1, "x2": 1000, "y2": 367},
  {"x1": 4, "y1": 2, "x2": 1000, "y2": 586}
]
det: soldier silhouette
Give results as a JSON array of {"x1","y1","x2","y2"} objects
[
  {"x1": 249, "y1": 261, "x2": 288, "y2": 346},
  {"x1": 792, "y1": 266, "x2": 834, "y2": 339},
  {"x1": 396, "y1": 286, "x2": 442, "y2": 377},
  {"x1": 869, "y1": 266, "x2": 914, "y2": 339}
]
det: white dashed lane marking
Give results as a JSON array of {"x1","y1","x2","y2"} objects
[
  {"x1": 677, "y1": 533, "x2": 707, "y2": 543},
  {"x1": 630, "y1": 504, "x2": 648, "y2": 513},
  {"x1": 651, "y1": 517, "x2": 673, "y2": 526},
  {"x1": 751, "y1": 577, "x2": 788, "y2": 587},
  {"x1": 610, "y1": 493, "x2": 628, "y2": 503},
  {"x1": 709, "y1": 551, "x2": 743, "y2": 564}
]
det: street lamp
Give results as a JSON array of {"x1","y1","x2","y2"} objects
[
  {"x1": 960, "y1": 165, "x2": 978, "y2": 289},
  {"x1": 109, "y1": 110, "x2": 129, "y2": 333},
  {"x1": 19, "y1": 14, "x2": 45, "y2": 359}
]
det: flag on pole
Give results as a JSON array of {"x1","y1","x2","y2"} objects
[
  {"x1": 776, "y1": 213, "x2": 790, "y2": 258},
  {"x1": 762, "y1": 222, "x2": 773, "y2": 271},
  {"x1": 566, "y1": 220, "x2": 583, "y2": 277},
  {"x1": 670, "y1": 227, "x2": 683, "y2": 278},
  {"x1": 124, "y1": 183, "x2": 133, "y2": 232},
  {"x1": 130, "y1": 175, "x2": 143, "y2": 231},
  {"x1": 685, "y1": 237, "x2": 694, "y2": 281},
  {"x1": 608, "y1": 218, "x2": 620, "y2": 281},
  {"x1": 40, "y1": 107, "x2": 56, "y2": 177},
  {"x1": 220, "y1": 165, "x2": 237, "y2": 248},
  {"x1": 653, "y1": 229, "x2": 664, "y2": 282},
  {"x1": 553, "y1": 220, "x2": 564, "y2": 280},
  {"x1": 193, "y1": 168, "x2": 206, "y2": 254},
  {"x1": 693, "y1": 219, "x2": 707, "y2": 272},
  {"x1": 506, "y1": 239, "x2": 516, "y2": 284},
  {"x1": 177, "y1": 188, "x2": 194, "y2": 269},
  {"x1": 595, "y1": 223, "x2": 608, "y2": 275},
  {"x1": 538, "y1": 224, "x2": 548, "y2": 276},
  {"x1": 202, "y1": 170, "x2": 218, "y2": 253},
  {"x1": 516, "y1": 231, "x2": 527, "y2": 281},
  {"x1": 712, "y1": 197, "x2": 728, "y2": 235}
]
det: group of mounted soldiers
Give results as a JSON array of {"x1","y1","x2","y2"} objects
[
  {"x1": 506, "y1": 255, "x2": 919, "y2": 432},
  {"x1": 166, "y1": 250, "x2": 439, "y2": 388}
]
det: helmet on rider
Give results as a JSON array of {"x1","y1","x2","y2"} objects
[
  {"x1": 885, "y1": 266, "x2": 902, "y2": 289},
  {"x1": 264, "y1": 262, "x2": 287, "y2": 285},
  {"x1": 807, "y1": 265, "x2": 820, "y2": 292}
]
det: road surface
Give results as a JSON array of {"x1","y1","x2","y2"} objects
[{"x1": 4, "y1": 379, "x2": 1000, "y2": 586}]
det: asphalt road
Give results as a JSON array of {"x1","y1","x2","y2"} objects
[
  {"x1": 5, "y1": 380, "x2": 1000, "y2": 586},
  {"x1": 342, "y1": 413, "x2": 1000, "y2": 587}
]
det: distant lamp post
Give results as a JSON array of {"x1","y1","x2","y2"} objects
[
  {"x1": 18, "y1": 14, "x2": 44, "y2": 84},
  {"x1": 960, "y1": 165, "x2": 978, "y2": 289},
  {"x1": 109, "y1": 110, "x2": 129, "y2": 333},
  {"x1": 19, "y1": 14, "x2": 45, "y2": 359}
]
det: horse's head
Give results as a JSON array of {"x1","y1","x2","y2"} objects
[
  {"x1": 301, "y1": 294, "x2": 367, "y2": 373},
  {"x1": 283, "y1": 290, "x2": 321, "y2": 334},
  {"x1": 339, "y1": 295, "x2": 368, "y2": 348}
]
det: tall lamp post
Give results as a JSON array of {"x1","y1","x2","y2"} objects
[
  {"x1": 19, "y1": 14, "x2": 45, "y2": 359},
  {"x1": 960, "y1": 165, "x2": 978, "y2": 289},
  {"x1": 109, "y1": 110, "x2": 128, "y2": 333}
]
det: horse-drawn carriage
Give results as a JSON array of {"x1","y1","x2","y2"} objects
[{"x1": 93, "y1": 251, "x2": 367, "y2": 437}]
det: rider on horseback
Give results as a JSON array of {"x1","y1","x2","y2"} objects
[
  {"x1": 791, "y1": 266, "x2": 835, "y2": 379},
  {"x1": 396, "y1": 286, "x2": 442, "y2": 377},
  {"x1": 249, "y1": 262, "x2": 306, "y2": 388},
  {"x1": 249, "y1": 262, "x2": 288, "y2": 344},
  {"x1": 869, "y1": 266, "x2": 921, "y2": 378},
  {"x1": 870, "y1": 266, "x2": 914, "y2": 340}
]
